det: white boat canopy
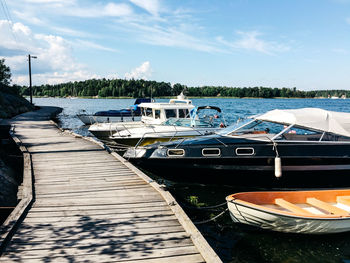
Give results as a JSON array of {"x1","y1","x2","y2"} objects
[{"x1": 256, "y1": 108, "x2": 350, "y2": 138}]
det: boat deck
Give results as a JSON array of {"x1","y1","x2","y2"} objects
[{"x1": 0, "y1": 107, "x2": 220, "y2": 263}]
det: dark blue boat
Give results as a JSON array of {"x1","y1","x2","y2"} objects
[{"x1": 78, "y1": 98, "x2": 152, "y2": 125}]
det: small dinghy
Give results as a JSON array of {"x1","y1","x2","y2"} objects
[{"x1": 226, "y1": 189, "x2": 350, "y2": 234}]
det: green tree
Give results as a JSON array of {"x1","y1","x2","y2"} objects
[{"x1": 0, "y1": 58, "x2": 11, "y2": 86}]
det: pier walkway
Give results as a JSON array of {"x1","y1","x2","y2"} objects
[{"x1": 0, "y1": 107, "x2": 220, "y2": 263}]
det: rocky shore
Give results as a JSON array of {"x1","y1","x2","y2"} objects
[
  {"x1": 0, "y1": 89, "x2": 34, "y2": 119},
  {"x1": 0, "y1": 158, "x2": 18, "y2": 206},
  {"x1": 0, "y1": 89, "x2": 34, "y2": 208}
]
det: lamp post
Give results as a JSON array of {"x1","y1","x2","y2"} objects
[{"x1": 28, "y1": 54, "x2": 37, "y2": 105}]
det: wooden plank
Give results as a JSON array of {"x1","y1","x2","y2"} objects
[
  {"x1": 30, "y1": 201, "x2": 166, "y2": 212},
  {"x1": 34, "y1": 177, "x2": 142, "y2": 185},
  {"x1": 26, "y1": 206, "x2": 172, "y2": 217},
  {"x1": 33, "y1": 196, "x2": 163, "y2": 206},
  {"x1": 306, "y1": 197, "x2": 349, "y2": 216},
  {"x1": 275, "y1": 198, "x2": 313, "y2": 215},
  {"x1": 0, "y1": 253, "x2": 204, "y2": 263},
  {"x1": 34, "y1": 183, "x2": 149, "y2": 194},
  {"x1": 24, "y1": 210, "x2": 175, "y2": 222},
  {"x1": 33, "y1": 172, "x2": 138, "y2": 179},
  {"x1": 0, "y1": 245, "x2": 200, "y2": 261},
  {"x1": 34, "y1": 189, "x2": 160, "y2": 199},
  {"x1": 18, "y1": 215, "x2": 179, "y2": 230},
  {"x1": 34, "y1": 181, "x2": 147, "y2": 191},
  {"x1": 14, "y1": 220, "x2": 182, "y2": 238},
  {"x1": 7, "y1": 232, "x2": 191, "y2": 251}
]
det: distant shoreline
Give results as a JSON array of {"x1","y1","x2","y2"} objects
[{"x1": 29, "y1": 96, "x2": 337, "y2": 100}]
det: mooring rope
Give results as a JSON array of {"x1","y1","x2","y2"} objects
[
  {"x1": 181, "y1": 201, "x2": 227, "y2": 210},
  {"x1": 193, "y1": 208, "x2": 229, "y2": 225}
]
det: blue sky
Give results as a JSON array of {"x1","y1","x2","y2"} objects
[{"x1": 1, "y1": 0, "x2": 350, "y2": 90}]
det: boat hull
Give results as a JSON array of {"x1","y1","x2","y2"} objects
[
  {"x1": 111, "y1": 135, "x2": 199, "y2": 147},
  {"x1": 227, "y1": 201, "x2": 350, "y2": 234},
  {"x1": 78, "y1": 115, "x2": 141, "y2": 125},
  {"x1": 124, "y1": 135, "x2": 350, "y2": 186},
  {"x1": 126, "y1": 150, "x2": 350, "y2": 187},
  {"x1": 88, "y1": 122, "x2": 144, "y2": 142}
]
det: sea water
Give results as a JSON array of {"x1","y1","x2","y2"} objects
[{"x1": 32, "y1": 97, "x2": 350, "y2": 263}]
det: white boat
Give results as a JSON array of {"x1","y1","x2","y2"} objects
[
  {"x1": 110, "y1": 107, "x2": 225, "y2": 147},
  {"x1": 226, "y1": 189, "x2": 350, "y2": 234},
  {"x1": 88, "y1": 94, "x2": 195, "y2": 142}
]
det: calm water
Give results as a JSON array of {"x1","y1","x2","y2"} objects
[{"x1": 33, "y1": 97, "x2": 350, "y2": 263}]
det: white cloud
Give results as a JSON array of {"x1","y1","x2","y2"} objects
[
  {"x1": 13, "y1": 70, "x2": 99, "y2": 85},
  {"x1": 216, "y1": 31, "x2": 290, "y2": 55},
  {"x1": 125, "y1": 61, "x2": 152, "y2": 80},
  {"x1": 115, "y1": 20, "x2": 220, "y2": 53},
  {"x1": 10, "y1": 0, "x2": 220, "y2": 53},
  {"x1": 130, "y1": 0, "x2": 160, "y2": 16},
  {"x1": 346, "y1": 17, "x2": 350, "y2": 24},
  {"x1": 0, "y1": 20, "x2": 97, "y2": 85},
  {"x1": 104, "y1": 3, "x2": 133, "y2": 17},
  {"x1": 12, "y1": 1, "x2": 133, "y2": 19},
  {"x1": 50, "y1": 26, "x2": 93, "y2": 38},
  {"x1": 13, "y1": 10, "x2": 45, "y2": 26},
  {"x1": 74, "y1": 40, "x2": 119, "y2": 52},
  {"x1": 64, "y1": 3, "x2": 133, "y2": 18},
  {"x1": 23, "y1": 0, "x2": 76, "y2": 6},
  {"x1": 12, "y1": 22, "x2": 31, "y2": 36}
]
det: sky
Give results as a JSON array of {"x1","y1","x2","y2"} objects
[{"x1": 1, "y1": 0, "x2": 350, "y2": 90}]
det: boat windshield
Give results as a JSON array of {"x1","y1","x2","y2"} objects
[
  {"x1": 215, "y1": 118, "x2": 253, "y2": 135},
  {"x1": 219, "y1": 118, "x2": 350, "y2": 142},
  {"x1": 162, "y1": 118, "x2": 214, "y2": 127}
]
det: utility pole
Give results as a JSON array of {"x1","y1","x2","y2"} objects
[{"x1": 28, "y1": 54, "x2": 37, "y2": 104}]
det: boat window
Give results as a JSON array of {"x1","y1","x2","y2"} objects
[
  {"x1": 141, "y1": 108, "x2": 147, "y2": 116},
  {"x1": 167, "y1": 149, "x2": 185, "y2": 157},
  {"x1": 202, "y1": 148, "x2": 221, "y2": 156},
  {"x1": 274, "y1": 126, "x2": 324, "y2": 141},
  {"x1": 235, "y1": 147, "x2": 255, "y2": 156},
  {"x1": 165, "y1": 109, "x2": 177, "y2": 118},
  {"x1": 155, "y1": 110, "x2": 161, "y2": 119},
  {"x1": 145, "y1": 108, "x2": 153, "y2": 117},
  {"x1": 179, "y1": 109, "x2": 189, "y2": 118},
  {"x1": 227, "y1": 120, "x2": 283, "y2": 136}
]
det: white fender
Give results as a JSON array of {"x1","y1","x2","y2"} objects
[{"x1": 275, "y1": 157, "x2": 282, "y2": 178}]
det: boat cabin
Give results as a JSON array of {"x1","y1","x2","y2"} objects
[{"x1": 138, "y1": 99, "x2": 195, "y2": 125}]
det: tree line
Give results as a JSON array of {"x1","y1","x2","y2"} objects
[
  {"x1": 1, "y1": 59, "x2": 348, "y2": 99},
  {"x1": 16, "y1": 78, "x2": 349, "y2": 98}
]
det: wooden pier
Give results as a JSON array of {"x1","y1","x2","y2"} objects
[{"x1": 0, "y1": 107, "x2": 221, "y2": 263}]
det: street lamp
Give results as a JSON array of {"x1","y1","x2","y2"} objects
[{"x1": 28, "y1": 54, "x2": 37, "y2": 105}]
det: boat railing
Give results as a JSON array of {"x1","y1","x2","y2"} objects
[
  {"x1": 134, "y1": 125, "x2": 211, "y2": 148},
  {"x1": 111, "y1": 121, "x2": 148, "y2": 138}
]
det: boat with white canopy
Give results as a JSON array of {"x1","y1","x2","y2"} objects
[{"x1": 124, "y1": 108, "x2": 350, "y2": 186}]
